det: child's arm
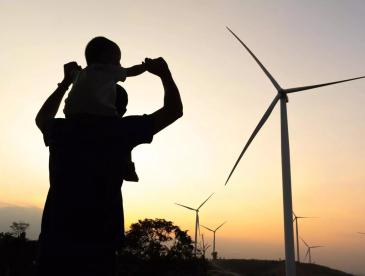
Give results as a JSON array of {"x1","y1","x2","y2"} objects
[{"x1": 125, "y1": 63, "x2": 147, "y2": 77}]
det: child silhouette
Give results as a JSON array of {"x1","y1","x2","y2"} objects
[{"x1": 64, "y1": 37, "x2": 145, "y2": 181}]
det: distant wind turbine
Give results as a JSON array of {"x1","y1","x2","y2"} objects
[
  {"x1": 200, "y1": 234, "x2": 211, "y2": 259},
  {"x1": 293, "y1": 212, "x2": 317, "y2": 263},
  {"x1": 300, "y1": 237, "x2": 324, "y2": 264},
  {"x1": 225, "y1": 26, "x2": 365, "y2": 275},
  {"x1": 201, "y1": 221, "x2": 227, "y2": 259},
  {"x1": 175, "y1": 193, "x2": 214, "y2": 256}
]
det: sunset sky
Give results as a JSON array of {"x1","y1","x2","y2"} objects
[{"x1": 1, "y1": 0, "x2": 365, "y2": 274}]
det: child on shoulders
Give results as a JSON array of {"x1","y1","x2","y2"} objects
[{"x1": 63, "y1": 36, "x2": 145, "y2": 181}]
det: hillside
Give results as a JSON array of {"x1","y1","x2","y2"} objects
[{"x1": 208, "y1": 259, "x2": 353, "y2": 276}]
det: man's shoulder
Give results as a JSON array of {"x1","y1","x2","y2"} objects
[
  {"x1": 45, "y1": 115, "x2": 151, "y2": 129},
  {"x1": 42, "y1": 118, "x2": 65, "y2": 132},
  {"x1": 122, "y1": 114, "x2": 151, "y2": 123},
  {"x1": 41, "y1": 118, "x2": 66, "y2": 147},
  {"x1": 115, "y1": 114, "x2": 151, "y2": 131},
  {"x1": 44, "y1": 115, "x2": 153, "y2": 146}
]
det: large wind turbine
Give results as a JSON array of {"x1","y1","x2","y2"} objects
[
  {"x1": 293, "y1": 212, "x2": 316, "y2": 263},
  {"x1": 201, "y1": 221, "x2": 227, "y2": 259},
  {"x1": 225, "y1": 26, "x2": 365, "y2": 275},
  {"x1": 300, "y1": 237, "x2": 324, "y2": 264},
  {"x1": 175, "y1": 193, "x2": 214, "y2": 256}
]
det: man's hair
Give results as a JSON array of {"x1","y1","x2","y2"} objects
[
  {"x1": 85, "y1": 37, "x2": 121, "y2": 65},
  {"x1": 116, "y1": 85, "x2": 128, "y2": 115}
]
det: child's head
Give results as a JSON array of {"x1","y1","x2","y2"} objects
[
  {"x1": 85, "y1": 37, "x2": 121, "y2": 65},
  {"x1": 115, "y1": 84, "x2": 128, "y2": 116}
]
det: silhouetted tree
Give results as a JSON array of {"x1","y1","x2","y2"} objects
[
  {"x1": 0, "y1": 228, "x2": 37, "y2": 276},
  {"x1": 9, "y1": 221, "x2": 29, "y2": 239},
  {"x1": 0, "y1": 232, "x2": 16, "y2": 242},
  {"x1": 123, "y1": 218, "x2": 195, "y2": 260}
]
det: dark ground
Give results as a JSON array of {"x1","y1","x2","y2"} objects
[
  {"x1": 209, "y1": 259, "x2": 353, "y2": 276},
  {"x1": 0, "y1": 240, "x2": 353, "y2": 276}
]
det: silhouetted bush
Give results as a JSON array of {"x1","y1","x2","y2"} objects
[
  {"x1": 122, "y1": 218, "x2": 195, "y2": 260},
  {"x1": 118, "y1": 218, "x2": 207, "y2": 275}
]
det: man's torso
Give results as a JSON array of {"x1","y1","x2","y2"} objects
[{"x1": 40, "y1": 116, "x2": 153, "y2": 252}]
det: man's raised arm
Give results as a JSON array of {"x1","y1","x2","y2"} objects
[
  {"x1": 146, "y1": 58, "x2": 183, "y2": 134},
  {"x1": 35, "y1": 62, "x2": 80, "y2": 132}
]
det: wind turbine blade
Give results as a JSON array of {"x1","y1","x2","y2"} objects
[
  {"x1": 311, "y1": 246, "x2": 324, "y2": 249},
  {"x1": 215, "y1": 221, "x2": 227, "y2": 231},
  {"x1": 358, "y1": 232, "x2": 365, "y2": 235},
  {"x1": 225, "y1": 94, "x2": 280, "y2": 185},
  {"x1": 300, "y1": 237, "x2": 309, "y2": 247},
  {"x1": 284, "y1": 76, "x2": 365, "y2": 93},
  {"x1": 201, "y1": 225, "x2": 214, "y2": 232},
  {"x1": 226, "y1": 27, "x2": 282, "y2": 91},
  {"x1": 175, "y1": 203, "x2": 196, "y2": 211},
  {"x1": 198, "y1": 193, "x2": 214, "y2": 210}
]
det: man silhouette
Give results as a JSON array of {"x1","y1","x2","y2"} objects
[{"x1": 35, "y1": 57, "x2": 182, "y2": 276}]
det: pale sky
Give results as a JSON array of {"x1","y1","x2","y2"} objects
[{"x1": 1, "y1": 0, "x2": 365, "y2": 274}]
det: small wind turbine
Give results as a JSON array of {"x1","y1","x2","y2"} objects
[
  {"x1": 225, "y1": 26, "x2": 365, "y2": 275},
  {"x1": 201, "y1": 221, "x2": 227, "y2": 260},
  {"x1": 293, "y1": 212, "x2": 317, "y2": 263},
  {"x1": 300, "y1": 237, "x2": 324, "y2": 264},
  {"x1": 200, "y1": 234, "x2": 211, "y2": 259},
  {"x1": 175, "y1": 193, "x2": 214, "y2": 256}
]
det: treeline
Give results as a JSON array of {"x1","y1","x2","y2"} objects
[{"x1": 0, "y1": 219, "x2": 208, "y2": 276}]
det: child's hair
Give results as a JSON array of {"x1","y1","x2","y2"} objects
[
  {"x1": 115, "y1": 84, "x2": 128, "y2": 116},
  {"x1": 85, "y1": 37, "x2": 121, "y2": 65}
]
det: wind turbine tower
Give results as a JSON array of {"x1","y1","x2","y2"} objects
[
  {"x1": 225, "y1": 27, "x2": 365, "y2": 276},
  {"x1": 201, "y1": 221, "x2": 227, "y2": 260},
  {"x1": 175, "y1": 193, "x2": 214, "y2": 256}
]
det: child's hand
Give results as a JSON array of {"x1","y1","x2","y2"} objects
[
  {"x1": 63, "y1": 62, "x2": 81, "y2": 84},
  {"x1": 125, "y1": 63, "x2": 147, "y2": 78}
]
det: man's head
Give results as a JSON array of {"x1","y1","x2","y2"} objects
[
  {"x1": 85, "y1": 37, "x2": 121, "y2": 65},
  {"x1": 115, "y1": 84, "x2": 128, "y2": 116}
]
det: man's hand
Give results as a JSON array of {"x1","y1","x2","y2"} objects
[
  {"x1": 144, "y1": 57, "x2": 170, "y2": 78},
  {"x1": 63, "y1": 62, "x2": 81, "y2": 85},
  {"x1": 147, "y1": 57, "x2": 183, "y2": 135},
  {"x1": 35, "y1": 62, "x2": 80, "y2": 132}
]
